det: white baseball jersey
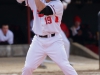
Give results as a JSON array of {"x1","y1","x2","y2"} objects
[
  {"x1": 0, "y1": 29, "x2": 14, "y2": 44},
  {"x1": 27, "y1": 0, "x2": 63, "y2": 35}
]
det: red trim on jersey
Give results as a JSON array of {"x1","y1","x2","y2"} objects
[
  {"x1": 37, "y1": 10, "x2": 44, "y2": 17},
  {"x1": 38, "y1": 14, "x2": 44, "y2": 17},
  {"x1": 50, "y1": 5, "x2": 56, "y2": 14},
  {"x1": 55, "y1": 16, "x2": 59, "y2": 23}
]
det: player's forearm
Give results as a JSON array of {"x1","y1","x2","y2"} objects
[{"x1": 34, "y1": 0, "x2": 46, "y2": 12}]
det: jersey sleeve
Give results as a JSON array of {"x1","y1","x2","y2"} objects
[
  {"x1": 39, "y1": 6, "x2": 53, "y2": 15},
  {"x1": 48, "y1": 1, "x2": 63, "y2": 15}
]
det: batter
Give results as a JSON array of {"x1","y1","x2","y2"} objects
[{"x1": 17, "y1": 0, "x2": 78, "y2": 75}]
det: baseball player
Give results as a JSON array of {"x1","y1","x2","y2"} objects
[{"x1": 17, "y1": 0, "x2": 78, "y2": 75}]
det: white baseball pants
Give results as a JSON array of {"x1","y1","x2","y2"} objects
[
  {"x1": 60, "y1": 31, "x2": 70, "y2": 59},
  {"x1": 22, "y1": 34, "x2": 78, "y2": 75}
]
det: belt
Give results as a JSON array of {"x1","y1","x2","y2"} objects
[{"x1": 36, "y1": 33, "x2": 55, "y2": 38}]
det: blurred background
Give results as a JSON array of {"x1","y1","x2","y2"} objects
[{"x1": 0, "y1": 0, "x2": 100, "y2": 75}]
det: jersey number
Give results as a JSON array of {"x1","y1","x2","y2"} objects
[
  {"x1": 45, "y1": 16, "x2": 58, "y2": 24},
  {"x1": 45, "y1": 16, "x2": 52, "y2": 24}
]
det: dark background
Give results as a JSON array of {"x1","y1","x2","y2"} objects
[{"x1": 0, "y1": 0, "x2": 100, "y2": 44}]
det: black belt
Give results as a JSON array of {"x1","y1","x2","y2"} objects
[{"x1": 37, "y1": 33, "x2": 55, "y2": 38}]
